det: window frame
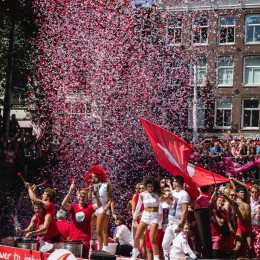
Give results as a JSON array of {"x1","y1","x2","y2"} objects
[
  {"x1": 166, "y1": 16, "x2": 182, "y2": 46},
  {"x1": 245, "y1": 14, "x2": 260, "y2": 44},
  {"x1": 218, "y1": 15, "x2": 235, "y2": 45},
  {"x1": 241, "y1": 99, "x2": 260, "y2": 130},
  {"x1": 214, "y1": 99, "x2": 232, "y2": 129},
  {"x1": 216, "y1": 56, "x2": 234, "y2": 87},
  {"x1": 192, "y1": 58, "x2": 207, "y2": 86},
  {"x1": 243, "y1": 56, "x2": 260, "y2": 87},
  {"x1": 191, "y1": 16, "x2": 208, "y2": 45}
]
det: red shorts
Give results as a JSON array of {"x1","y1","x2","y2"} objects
[
  {"x1": 145, "y1": 229, "x2": 164, "y2": 252},
  {"x1": 236, "y1": 219, "x2": 252, "y2": 236}
]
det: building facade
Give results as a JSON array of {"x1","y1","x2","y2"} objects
[{"x1": 157, "y1": 0, "x2": 260, "y2": 140}]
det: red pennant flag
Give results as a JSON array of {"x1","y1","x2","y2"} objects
[
  {"x1": 139, "y1": 117, "x2": 230, "y2": 188},
  {"x1": 187, "y1": 163, "x2": 229, "y2": 187},
  {"x1": 138, "y1": 117, "x2": 195, "y2": 185}
]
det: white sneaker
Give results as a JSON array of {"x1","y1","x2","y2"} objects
[
  {"x1": 153, "y1": 255, "x2": 159, "y2": 260},
  {"x1": 131, "y1": 248, "x2": 139, "y2": 260}
]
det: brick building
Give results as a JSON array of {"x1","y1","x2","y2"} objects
[{"x1": 157, "y1": 0, "x2": 260, "y2": 140}]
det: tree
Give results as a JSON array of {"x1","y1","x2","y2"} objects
[{"x1": 0, "y1": 0, "x2": 38, "y2": 141}]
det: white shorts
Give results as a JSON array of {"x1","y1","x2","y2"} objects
[
  {"x1": 94, "y1": 206, "x2": 110, "y2": 216},
  {"x1": 140, "y1": 211, "x2": 159, "y2": 225}
]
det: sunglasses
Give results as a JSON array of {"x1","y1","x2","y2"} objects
[
  {"x1": 230, "y1": 194, "x2": 237, "y2": 197},
  {"x1": 251, "y1": 191, "x2": 259, "y2": 194},
  {"x1": 139, "y1": 187, "x2": 145, "y2": 190}
]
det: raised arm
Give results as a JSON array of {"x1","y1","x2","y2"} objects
[
  {"x1": 133, "y1": 194, "x2": 143, "y2": 220},
  {"x1": 209, "y1": 187, "x2": 218, "y2": 207},
  {"x1": 62, "y1": 181, "x2": 75, "y2": 211}
]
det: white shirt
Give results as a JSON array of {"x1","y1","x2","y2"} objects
[
  {"x1": 250, "y1": 197, "x2": 260, "y2": 226},
  {"x1": 170, "y1": 232, "x2": 196, "y2": 259},
  {"x1": 168, "y1": 190, "x2": 190, "y2": 224},
  {"x1": 113, "y1": 224, "x2": 131, "y2": 245},
  {"x1": 133, "y1": 192, "x2": 159, "y2": 220}
]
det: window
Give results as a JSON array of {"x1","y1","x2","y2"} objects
[
  {"x1": 192, "y1": 58, "x2": 207, "y2": 86},
  {"x1": 219, "y1": 16, "x2": 235, "y2": 44},
  {"x1": 242, "y1": 100, "x2": 259, "y2": 129},
  {"x1": 244, "y1": 57, "x2": 260, "y2": 86},
  {"x1": 246, "y1": 15, "x2": 260, "y2": 43},
  {"x1": 188, "y1": 100, "x2": 205, "y2": 129},
  {"x1": 215, "y1": 99, "x2": 232, "y2": 128},
  {"x1": 167, "y1": 17, "x2": 182, "y2": 45},
  {"x1": 192, "y1": 17, "x2": 208, "y2": 44},
  {"x1": 217, "y1": 57, "x2": 234, "y2": 86}
]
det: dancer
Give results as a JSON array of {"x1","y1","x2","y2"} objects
[
  {"x1": 62, "y1": 181, "x2": 101, "y2": 258},
  {"x1": 131, "y1": 176, "x2": 164, "y2": 260},
  {"x1": 84, "y1": 165, "x2": 113, "y2": 251}
]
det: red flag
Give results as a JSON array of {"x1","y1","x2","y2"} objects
[
  {"x1": 139, "y1": 117, "x2": 229, "y2": 187},
  {"x1": 187, "y1": 163, "x2": 229, "y2": 187},
  {"x1": 138, "y1": 117, "x2": 195, "y2": 185}
]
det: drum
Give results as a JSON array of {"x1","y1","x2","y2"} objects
[
  {"x1": 17, "y1": 239, "x2": 39, "y2": 251},
  {"x1": 63, "y1": 241, "x2": 83, "y2": 257}
]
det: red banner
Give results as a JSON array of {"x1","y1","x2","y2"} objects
[{"x1": 0, "y1": 245, "x2": 42, "y2": 260}]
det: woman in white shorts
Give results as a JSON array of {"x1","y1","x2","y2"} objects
[
  {"x1": 131, "y1": 176, "x2": 164, "y2": 260},
  {"x1": 85, "y1": 165, "x2": 113, "y2": 252}
]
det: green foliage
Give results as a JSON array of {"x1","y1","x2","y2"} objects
[{"x1": 0, "y1": 0, "x2": 38, "y2": 106}]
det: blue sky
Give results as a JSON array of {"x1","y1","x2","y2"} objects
[{"x1": 132, "y1": 0, "x2": 156, "y2": 8}]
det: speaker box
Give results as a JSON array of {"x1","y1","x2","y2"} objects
[{"x1": 90, "y1": 251, "x2": 116, "y2": 260}]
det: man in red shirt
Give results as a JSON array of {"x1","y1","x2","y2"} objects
[
  {"x1": 56, "y1": 209, "x2": 70, "y2": 241},
  {"x1": 16, "y1": 201, "x2": 62, "y2": 250},
  {"x1": 25, "y1": 182, "x2": 56, "y2": 215},
  {"x1": 62, "y1": 181, "x2": 101, "y2": 259}
]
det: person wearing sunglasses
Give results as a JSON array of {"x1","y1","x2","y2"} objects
[
  {"x1": 131, "y1": 183, "x2": 146, "y2": 259},
  {"x1": 250, "y1": 184, "x2": 260, "y2": 258},
  {"x1": 112, "y1": 215, "x2": 132, "y2": 257}
]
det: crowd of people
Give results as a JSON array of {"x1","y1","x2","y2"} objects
[
  {"x1": 1, "y1": 163, "x2": 260, "y2": 260},
  {"x1": 188, "y1": 130, "x2": 260, "y2": 180}
]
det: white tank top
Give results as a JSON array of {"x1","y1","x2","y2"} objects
[
  {"x1": 133, "y1": 192, "x2": 159, "y2": 220},
  {"x1": 92, "y1": 183, "x2": 108, "y2": 206}
]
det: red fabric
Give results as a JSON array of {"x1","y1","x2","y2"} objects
[
  {"x1": 187, "y1": 164, "x2": 230, "y2": 187},
  {"x1": 236, "y1": 219, "x2": 252, "y2": 235},
  {"x1": 145, "y1": 229, "x2": 164, "y2": 251},
  {"x1": 45, "y1": 202, "x2": 55, "y2": 215},
  {"x1": 56, "y1": 220, "x2": 70, "y2": 241},
  {"x1": 69, "y1": 203, "x2": 94, "y2": 241},
  {"x1": 132, "y1": 193, "x2": 144, "y2": 211},
  {"x1": 139, "y1": 117, "x2": 194, "y2": 186},
  {"x1": 35, "y1": 213, "x2": 60, "y2": 240},
  {"x1": 210, "y1": 207, "x2": 227, "y2": 236},
  {"x1": 221, "y1": 233, "x2": 235, "y2": 251}
]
